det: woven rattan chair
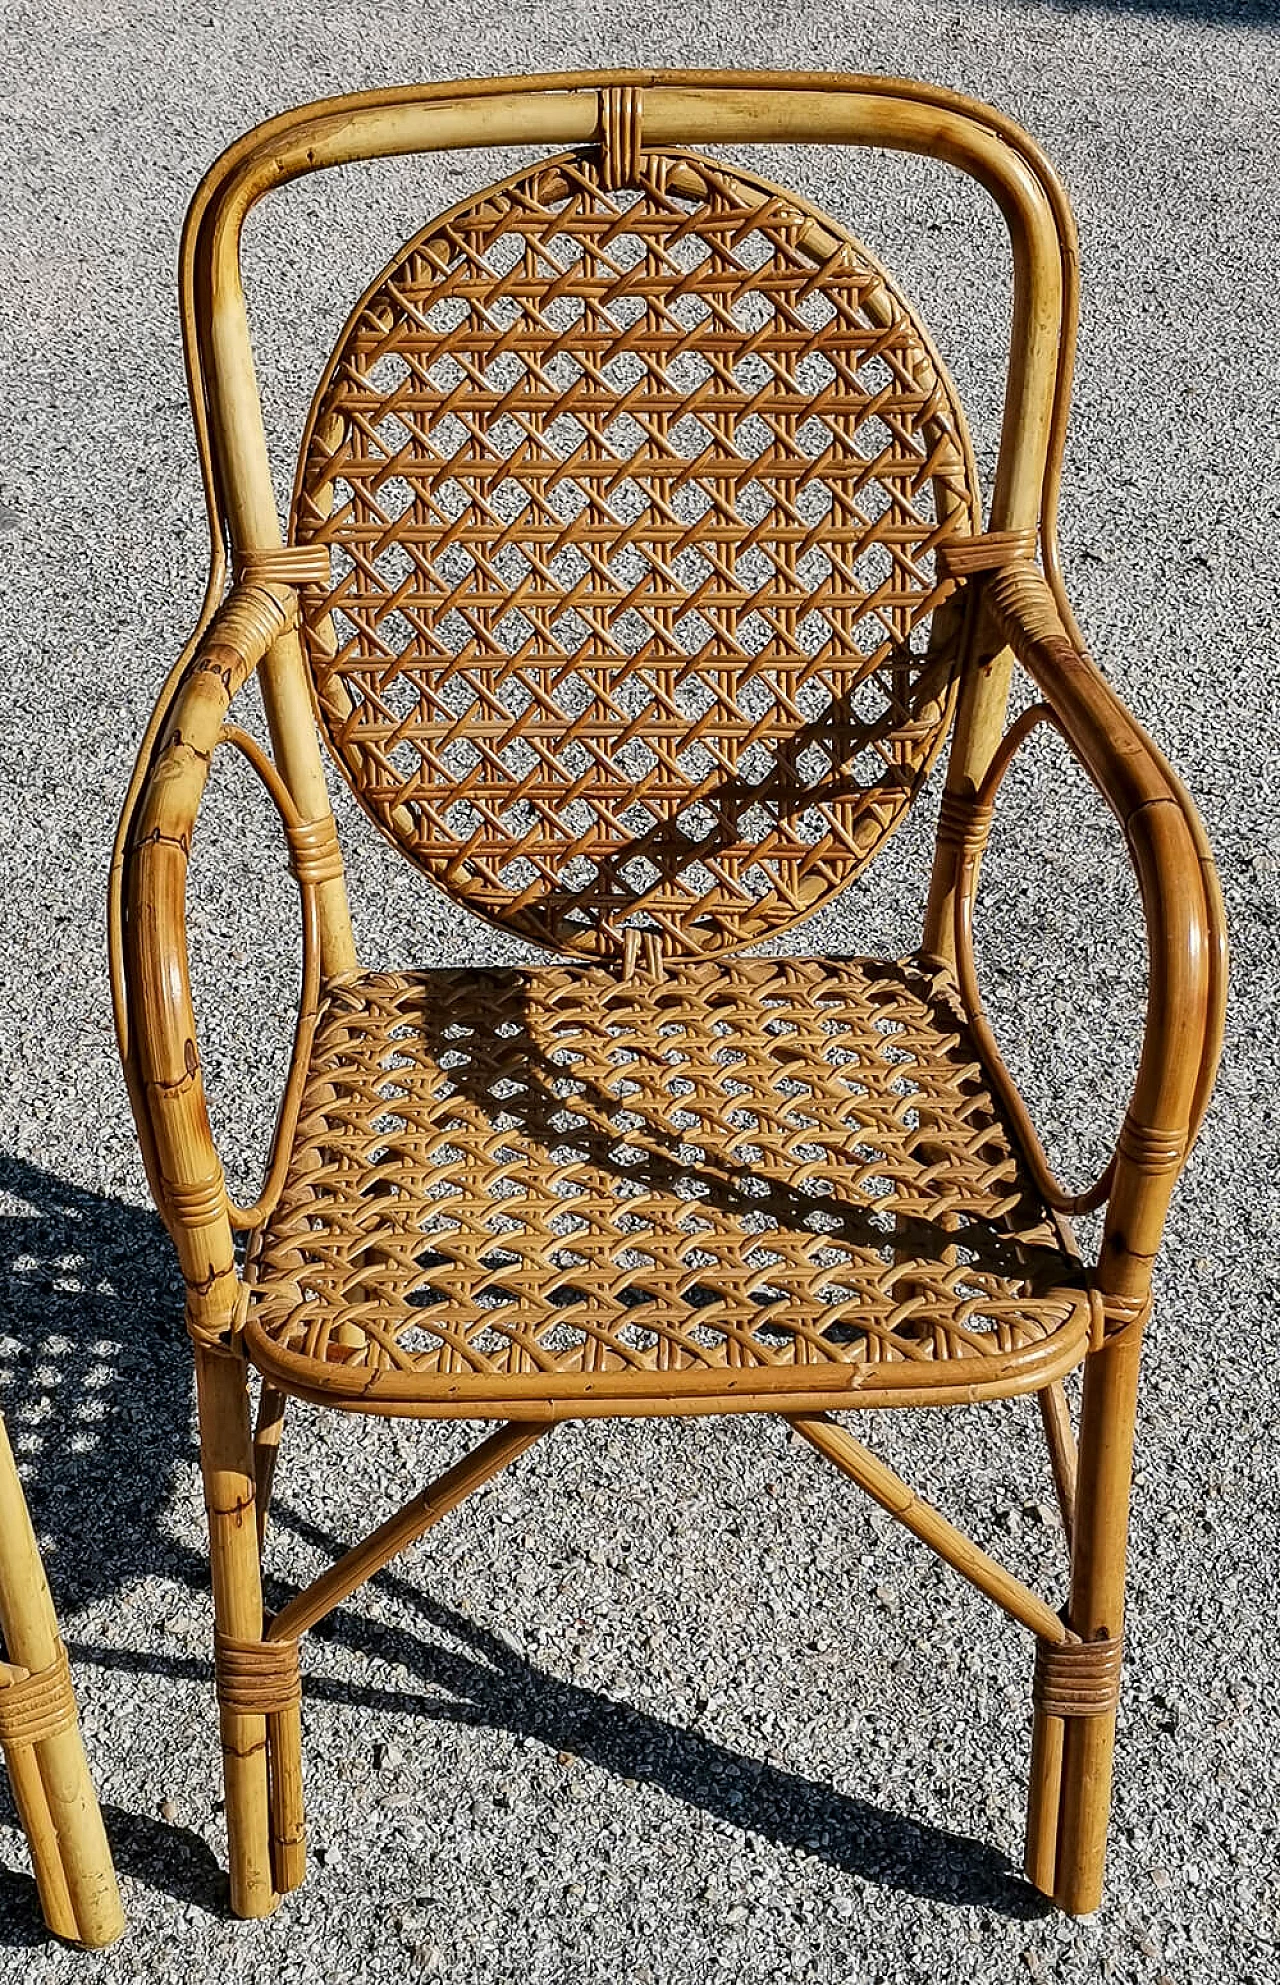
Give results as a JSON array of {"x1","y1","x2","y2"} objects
[
  {"x1": 0, "y1": 1414, "x2": 124, "y2": 1945},
  {"x1": 109, "y1": 71, "x2": 1226, "y2": 1922}
]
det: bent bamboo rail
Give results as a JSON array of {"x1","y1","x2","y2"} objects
[
  {"x1": 965, "y1": 560, "x2": 1223, "y2": 1305},
  {"x1": 113, "y1": 577, "x2": 342, "y2": 1337}
]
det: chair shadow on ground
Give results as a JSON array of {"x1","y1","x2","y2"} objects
[{"x1": 0, "y1": 1149, "x2": 1048, "y2": 1930}]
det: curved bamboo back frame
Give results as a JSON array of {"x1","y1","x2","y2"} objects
[{"x1": 156, "y1": 73, "x2": 1076, "y2": 957}]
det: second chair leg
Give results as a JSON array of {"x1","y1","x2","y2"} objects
[
  {"x1": 195, "y1": 1345, "x2": 277, "y2": 1920},
  {"x1": 1023, "y1": 1692, "x2": 1066, "y2": 1896},
  {"x1": 267, "y1": 1698, "x2": 306, "y2": 1895},
  {"x1": 1025, "y1": 1324, "x2": 1142, "y2": 1914},
  {"x1": 0, "y1": 1415, "x2": 124, "y2": 1948}
]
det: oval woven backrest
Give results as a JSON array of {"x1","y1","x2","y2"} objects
[{"x1": 292, "y1": 147, "x2": 980, "y2": 957}]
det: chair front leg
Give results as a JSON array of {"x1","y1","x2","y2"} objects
[
  {"x1": 1025, "y1": 1320, "x2": 1142, "y2": 1913},
  {"x1": 195, "y1": 1344, "x2": 277, "y2": 1919}
]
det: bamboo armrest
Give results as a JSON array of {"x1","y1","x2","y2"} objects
[
  {"x1": 111, "y1": 580, "x2": 302, "y2": 1343},
  {"x1": 964, "y1": 560, "x2": 1226, "y2": 1255}
]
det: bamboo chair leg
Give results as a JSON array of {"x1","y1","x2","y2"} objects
[
  {"x1": 267, "y1": 1703, "x2": 305, "y2": 1896},
  {"x1": 1024, "y1": 1695, "x2": 1066, "y2": 1897},
  {"x1": 1026, "y1": 1326, "x2": 1142, "y2": 1914},
  {"x1": 254, "y1": 1383, "x2": 288, "y2": 1548},
  {"x1": 195, "y1": 1346, "x2": 276, "y2": 1920},
  {"x1": 252, "y1": 1384, "x2": 302, "y2": 1891},
  {"x1": 0, "y1": 1416, "x2": 124, "y2": 1948},
  {"x1": 1037, "y1": 1380, "x2": 1077, "y2": 1544}
]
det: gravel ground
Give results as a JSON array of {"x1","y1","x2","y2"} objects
[{"x1": 1, "y1": 3, "x2": 1278, "y2": 1981}]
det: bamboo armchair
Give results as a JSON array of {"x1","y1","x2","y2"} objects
[{"x1": 109, "y1": 72, "x2": 1226, "y2": 1922}]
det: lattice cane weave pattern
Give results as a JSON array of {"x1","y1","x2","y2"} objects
[
  {"x1": 292, "y1": 149, "x2": 979, "y2": 957},
  {"x1": 243, "y1": 955, "x2": 1087, "y2": 1405}
]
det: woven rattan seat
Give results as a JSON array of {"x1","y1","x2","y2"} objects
[
  {"x1": 244, "y1": 955, "x2": 1088, "y2": 1411},
  {"x1": 113, "y1": 72, "x2": 1225, "y2": 1925}
]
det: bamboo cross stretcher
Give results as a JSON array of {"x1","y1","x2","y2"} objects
[{"x1": 237, "y1": 1387, "x2": 1107, "y2": 1905}]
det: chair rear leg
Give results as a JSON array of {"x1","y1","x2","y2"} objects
[
  {"x1": 247, "y1": 1381, "x2": 306, "y2": 1890},
  {"x1": 1023, "y1": 1693, "x2": 1066, "y2": 1895},
  {"x1": 195, "y1": 1345, "x2": 277, "y2": 1919},
  {"x1": 1025, "y1": 1324, "x2": 1141, "y2": 1914},
  {"x1": 267, "y1": 1702, "x2": 306, "y2": 1894},
  {"x1": 253, "y1": 1383, "x2": 288, "y2": 1548}
]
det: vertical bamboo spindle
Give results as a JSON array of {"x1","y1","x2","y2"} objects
[
  {"x1": 249, "y1": 1385, "x2": 303, "y2": 1890},
  {"x1": 1051, "y1": 1324, "x2": 1143, "y2": 1914},
  {"x1": 267, "y1": 1703, "x2": 306, "y2": 1896},
  {"x1": 195, "y1": 1347, "x2": 276, "y2": 1918},
  {"x1": 1022, "y1": 1376, "x2": 1078, "y2": 1891},
  {"x1": 0, "y1": 1715, "x2": 77, "y2": 1939},
  {"x1": 254, "y1": 1383, "x2": 288, "y2": 1548},
  {"x1": 1024, "y1": 1695, "x2": 1067, "y2": 1896}
]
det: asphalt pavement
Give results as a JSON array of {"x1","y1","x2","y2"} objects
[{"x1": 1, "y1": 5, "x2": 1277, "y2": 1981}]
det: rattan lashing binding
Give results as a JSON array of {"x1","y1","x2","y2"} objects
[
  {"x1": 0, "y1": 1643, "x2": 78, "y2": 1750},
  {"x1": 214, "y1": 1631, "x2": 302, "y2": 1718},
  {"x1": 1033, "y1": 1633, "x2": 1125, "y2": 1720},
  {"x1": 111, "y1": 72, "x2": 1226, "y2": 1926}
]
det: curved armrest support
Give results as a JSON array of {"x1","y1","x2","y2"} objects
[
  {"x1": 112, "y1": 581, "x2": 303, "y2": 1344},
  {"x1": 972, "y1": 561, "x2": 1226, "y2": 1309}
]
